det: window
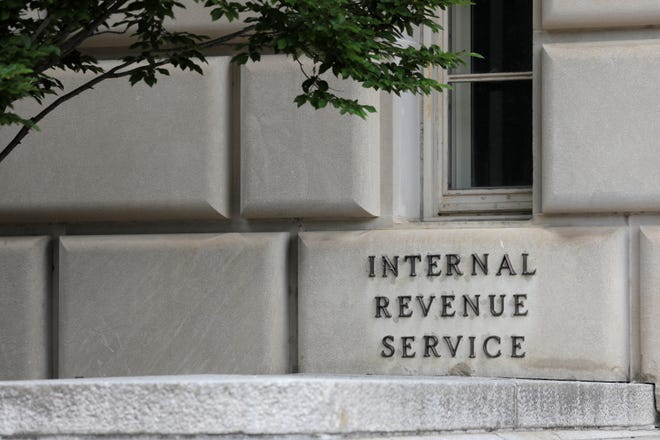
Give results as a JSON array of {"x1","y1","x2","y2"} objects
[{"x1": 423, "y1": 0, "x2": 533, "y2": 217}]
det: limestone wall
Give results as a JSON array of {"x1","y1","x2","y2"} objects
[{"x1": 2, "y1": 0, "x2": 660, "y2": 409}]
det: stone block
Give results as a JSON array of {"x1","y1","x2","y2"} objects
[
  {"x1": 240, "y1": 55, "x2": 380, "y2": 219},
  {"x1": 639, "y1": 226, "x2": 660, "y2": 409},
  {"x1": 554, "y1": 431, "x2": 660, "y2": 440},
  {"x1": 542, "y1": 0, "x2": 660, "y2": 30},
  {"x1": 299, "y1": 227, "x2": 627, "y2": 380},
  {"x1": 58, "y1": 233, "x2": 289, "y2": 377},
  {"x1": 0, "y1": 376, "x2": 515, "y2": 435},
  {"x1": 0, "y1": 57, "x2": 231, "y2": 222},
  {"x1": 541, "y1": 41, "x2": 660, "y2": 214},
  {"x1": 0, "y1": 376, "x2": 653, "y2": 437},
  {"x1": 515, "y1": 381, "x2": 655, "y2": 429},
  {"x1": 0, "y1": 237, "x2": 50, "y2": 380}
]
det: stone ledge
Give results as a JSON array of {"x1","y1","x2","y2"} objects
[
  {"x1": 2, "y1": 433, "x2": 660, "y2": 440},
  {"x1": 369, "y1": 432, "x2": 660, "y2": 440},
  {"x1": 0, "y1": 376, "x2": 654, "y2": 437}
]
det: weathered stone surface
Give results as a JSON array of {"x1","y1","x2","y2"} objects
[
  {"x1": 240, "y1": 55, "x2": 380, "y2": 219},
  {"x1": 0, "y1": 237, "x2": 50, "y2": 380},
  {"x1": 542, "y1": 0, "x2": 660, "y2": 30},
  {"x1": 299, "y1": 227, "x2": 627, "y2": 380},
  {"x1": 515, "y1": 381, "x2": 655, "y2": 429},
  {"x1": 0, "y1": 376, "x2": 653, "y2": 436},
  {"x1": 383, "y1": 432, "x2": 660, "y2": 440},
  {"x1": 58, "y1": 233, "x2": 289, "y2": 377},
  {"x1": 541, "y1": 41, "x2": 660, "y2": 213},
  {"x1": 0, "y1": 57, "x2": 231, "y2": 222},
  {"x1": 638, "y1": 226, "x2": 660, "y2": 409},
  {"x1": 402, "y1": 433, "x2": 660, "y2": 440}
]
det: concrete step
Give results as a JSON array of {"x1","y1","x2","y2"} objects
[
  {"x1": 363, "y1": 432, "x2": 660, "y2": 440},
  {"x1": 0, "y1": 375, "x2": 655, "y2": 438}
]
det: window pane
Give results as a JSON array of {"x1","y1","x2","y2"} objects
[
  {"x1": 450, "y1": 0, "x2": 532, "y2": 75},
  {"x1": 449, "y1": 80, "x2": 532, "y2": 189}
]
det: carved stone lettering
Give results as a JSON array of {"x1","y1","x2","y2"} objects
[
  {"x1": 374, "y1": 253, "x2": 536, "y2": 279},
  {"x1": 369, "y1": 252, "x2": 535, "y2": 361}
]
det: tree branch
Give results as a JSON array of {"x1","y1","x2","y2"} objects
[
  {"x1": 145, "y1": 25, "x2": 257, "y2": 55},
  {"x1": 57, "y1": 0, "x2": 130, "y2": 57},
  {"x1": 34, "y1": 0, "x2": 130, "y2": 75},
  {"x1": 0, "y1": 60, "x2": 133, "y2": 164},
  {"x1": 108, "y1": 59, "x2": 172, "y2": 79},
  {"x1": 0, "y1": 31, "x2": 236, "y2": 165},
  {"x1": 30, "y1": 14, "x2": 55, "y2": 44},
  {"x1": 1, "y1": 17, "x2": 255, "y2": 163},
  {"x1": 197, "y1": 25, "x2": 256, "y2": 49},
  {"x1": 91, "y1": 29, "x2": 130, "y2": 37}
]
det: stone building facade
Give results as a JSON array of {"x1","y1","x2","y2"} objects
[{"x1": 2, "y1": 0, "x2": 660, "y2": 436}]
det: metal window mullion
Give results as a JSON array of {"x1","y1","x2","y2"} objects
[
  {"x1": 448, "y1": 71, "x2": 533, "y2": 83},
  {"x1": 447, "y1": 2, "x2": 473, "y2": 190}
]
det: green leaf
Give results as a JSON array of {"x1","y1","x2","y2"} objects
[
  {"x1": 231, "y1": 53, "x2": 250, "y2": 64},
  {"x1": 0, "y1": 0, "x2": 469, "y2": 143}
]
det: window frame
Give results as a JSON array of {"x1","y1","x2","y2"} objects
[{"x1": 422, "y1": 6, "x2": 533, "y2": 220}]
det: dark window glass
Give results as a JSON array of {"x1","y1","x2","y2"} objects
[
  {"x1": 471, "y1": 80, "x2": 532, "y2": 187},
  {"x1": 450, "y1": 0, "x2": 533, "y2": 74},
  {"x1": 449, "y1": 80, "x2": 532, "y2": 189}
]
